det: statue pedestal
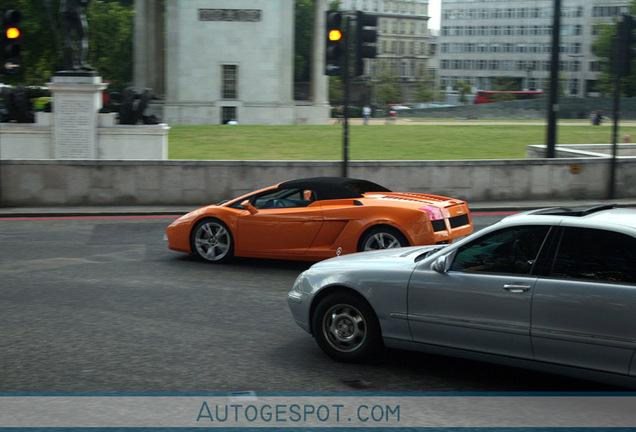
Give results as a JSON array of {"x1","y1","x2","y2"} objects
[
  {"x1": 0, "y1": 73, "x2": 169, "y2": 161},
  {"x1": 48, "y1": 74, "x2": 107, "y2": 159}
]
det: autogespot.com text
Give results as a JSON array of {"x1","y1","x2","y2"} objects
[
  {"x1": 1, "y1": 393, "x2": 635, "y2": 428},
  {"x1": 196, "y1": 400, "x2": 400, "y2": 424}
]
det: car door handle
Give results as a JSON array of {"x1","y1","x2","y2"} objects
[{"x1": 503, "y1": 284, "x2": 531, "y2": 293}]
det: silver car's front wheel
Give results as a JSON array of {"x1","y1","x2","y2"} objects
[
  {"x1": 359, "y1": 227, "x2": 409, "y2": 252},
  {"x1": 191, "y1": 219, "x2": 234, "y2": 263},
  {"x1": 313, "y1": 292, "x2": 382, "y2": 362}
]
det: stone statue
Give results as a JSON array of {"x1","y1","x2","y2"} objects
[{"x1": 60, "y1": 0, "x2": 93, "y2": 71}]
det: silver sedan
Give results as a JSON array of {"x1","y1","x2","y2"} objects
[{"x1": 288, "y1": 205, "x2": 636, "y2": 386}]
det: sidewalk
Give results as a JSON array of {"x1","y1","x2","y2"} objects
[{"x1": 0, "y1": 199, "x2": 634, "y2": 218}]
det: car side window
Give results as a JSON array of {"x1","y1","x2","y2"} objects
[
  {"x1": 252, "y1": 188, "x2": 315, "y2": 209},
  {"x1": 450, "y1": 226, "x2": 550, "y2": 275},
  {"x1": 551, "y1": 228, "x2": 636, "y2": 284}
]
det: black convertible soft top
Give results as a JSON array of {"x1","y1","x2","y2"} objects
[{"x1": 278, "y1": 177, "x2": 391, "y2": 200}]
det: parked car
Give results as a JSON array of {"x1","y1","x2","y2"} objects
[
  {"x1": 288, "y1": 204, "x2": 636, "y2": 386},
  {"x1": 166, "y1": 177, "x2": 472, "y2": 263}
]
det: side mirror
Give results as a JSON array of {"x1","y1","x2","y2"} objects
[
  {"x1": 241, "y1": 199, "x2": 258, "y2": 215},
  {"x1": 432, "y1": 255, "x2": 451, "y2": 273}
]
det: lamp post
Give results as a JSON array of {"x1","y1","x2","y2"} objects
[{"x1": 545, "y1": 0, "x2": 561, "y2": 158}]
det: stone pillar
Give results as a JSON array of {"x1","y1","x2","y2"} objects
[
  {"x1": 48, "y1": 75, "x2": 107, "y2": 159},
  {"x1": 311, "y1": 0, "x2": 329, "y2": 106},
  {"x1": 134, "y1": 0, "x2": 165, "y2": 96}
]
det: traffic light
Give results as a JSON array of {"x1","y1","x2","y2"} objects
[
  {"x1": 355, "y1": 11, "x2": 377, "y2": 77},
  {"x1": 618, "y1": 14, "x2": 636, "y2": 77},
  {"x1": 325, "y1": 11, "x2": 343, "y2": 76},
  {"x1": 2, "y1": 8, "x2": 22, "y2": 74}
]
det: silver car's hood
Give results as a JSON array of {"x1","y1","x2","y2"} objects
[{"x1": 310, "y1": 245, "x2": 443, "y2": 269}]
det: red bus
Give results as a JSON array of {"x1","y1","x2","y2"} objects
[{"x1": 474, "y1": 90, "x2": 543, "y2": 104}]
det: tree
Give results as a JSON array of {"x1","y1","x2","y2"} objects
[
  {"x1": 86, "y1": 0, "x2": 134, "y2": 92},
  {"x1": 329, "y1": 0, "x2": 342, "y2": 11},
  {"x1": 456, "y1": 80, "x2": 471, "y2": 104},
  {"x1": 592, "y1": 0, "x2": 636, "y2": 96},
  {"x1": 412, "y1": 70, "x2": 437, "y2": 103},
  {"x1": 294, "y1": 0, "x2": 340, "y2": 87},
  {"x1": 1, "y1": 0, "x2": 59, "y2": 85},
  {"x1": 489, "y1": 77, "x2": 518, "y2": 102},
  {"x1": 328, "y1": 75, "x2": 343, "y2": 104},
  {"x1": 593, "y1": 22, "x2": 625, "y2": 96},
  {"x1": 2, "y1": 0, "x2": 132, "y2": 89},
  {"x1": 294, "y1": 0, "x2": 314, "y2": 82},
  {"x1": 372, "y1": 65, "x2": 401, "y2": 107}
]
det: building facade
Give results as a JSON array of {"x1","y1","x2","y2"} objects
[
  {"x1": 438, "y1": 0, "x2": 631, "y2": 97},
  {"x1": 338, "y1": 0, "x2": 431, "y2": 80},
  {"x1": 134, "y1": 0, "x2": 331, "y2": 125}
]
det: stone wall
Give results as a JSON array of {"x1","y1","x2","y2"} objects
[{"x1": 1, "y1": 155, "x2": 634, "y2": 207}]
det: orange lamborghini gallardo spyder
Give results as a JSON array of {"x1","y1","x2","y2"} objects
[{"x1": 166, "y1": 177, "x2": 473, "y2": 263}]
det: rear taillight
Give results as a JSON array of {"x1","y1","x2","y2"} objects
[{"x1": 419, "y1": 206, "x2": 444, "y2": 221}]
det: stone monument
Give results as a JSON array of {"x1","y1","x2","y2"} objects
[
  {"x1": 0, "y1": 0, "x2": 169, "y2": 161},
  {"x1": 50, "y1": 0, "x2": 105, "y2": 159}
]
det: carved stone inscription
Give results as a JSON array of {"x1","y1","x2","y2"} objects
[
  {"x1": 198, "y1": 9, "x2": 262, "y2": 22},
  {"x1": 56, "y1": 98, "x2": 95, "y2": 159}
]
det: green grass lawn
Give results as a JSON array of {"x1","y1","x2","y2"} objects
[{"x1": 168, "y1": 123, "x2": 635, "y2": 160}]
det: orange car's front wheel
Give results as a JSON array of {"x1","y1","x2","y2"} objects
[{"x1": 191, "y1": 219, "x2": 234, "y2": 263}]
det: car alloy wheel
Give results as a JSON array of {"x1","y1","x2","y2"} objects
[
  {"x1": 192, "y1": 219, "x2": 234, "y2": 263},
  {"x1": 324, "y1": 303, "x2": 366, "y2": 352},
  {"x1": 313, "y1": 292, "x2": 382, "y2": 362},
  {"x1": 359, "y1": 227, "x2": 408, "y2": 252}
]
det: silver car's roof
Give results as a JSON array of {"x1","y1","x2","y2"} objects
[{"x1": 501, "y1": 207, "x2": 636, "y2": 230}]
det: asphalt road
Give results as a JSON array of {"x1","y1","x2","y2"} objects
[{"x1": 0, "y1": 214, "x2": 626, "y2": 392}]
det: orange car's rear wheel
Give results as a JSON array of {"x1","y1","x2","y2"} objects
[
  {"x1": 191, "y1": 219, "x2": 234, "y2": 263},
  {"x1": 358, "y1": 226, "x2": 409, "y2": 252}
]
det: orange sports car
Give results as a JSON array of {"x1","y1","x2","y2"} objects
[{"x1": 166, "y1": 177, "x2": 473, "y2": 262}]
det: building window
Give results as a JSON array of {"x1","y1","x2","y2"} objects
[
  {"x1": 590, "y1": 61, "x2": 603, "y2": 72},
  {"x1": 221, "y1": 106, "x2": 237, "y2": 124},
  {"x1": 222, "y1": 65, "x2": 238, "y2": 99}
]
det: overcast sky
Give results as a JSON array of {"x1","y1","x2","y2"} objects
[{"x1": 429, "y1": 0, "x2": 441, "y2": 30}]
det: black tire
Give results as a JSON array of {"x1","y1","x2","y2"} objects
[
  {"x1": 312, "y1": 292, "x2": 382, "y2": 362},
  {"x1": 358, "y1": 226, "x2": 409, "y2": 252},
  {"x1": 190, "y1": 219, "x2": 234, "y2": 263}
]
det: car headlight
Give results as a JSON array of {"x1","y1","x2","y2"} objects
[
  {"x1": 288, "y1": 272, "x2": 310, "y2": 304},
  {"x1": 291, "y1": 271, "x2": 308, "y2": 292},
  {"x1": 293, "y1": 270, "x2": 320, "y2": 294}
]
